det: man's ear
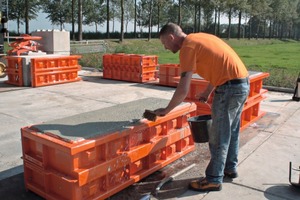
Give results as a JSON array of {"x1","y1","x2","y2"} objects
[{"x1": 168, "y1": 34, "x2": 175, "y2": 40}]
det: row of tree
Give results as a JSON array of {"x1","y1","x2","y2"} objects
[{"x1": 5, "y1": 0, "x2": 300, "y2": 41}]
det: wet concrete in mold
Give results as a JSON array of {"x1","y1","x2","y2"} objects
[{"x1": 32, "y1": 97, "x2": 170, "y2": 142}]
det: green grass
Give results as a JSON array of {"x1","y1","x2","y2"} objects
[
  {"x1": 231, "y1": 40, "x2": 300, "y2": 71},
  {"x1": 77, "y1": 38, "x2": 300, "y2": 88},
  {"x1": 227, "y1": 39, "x2": 300, "y2": 88}
]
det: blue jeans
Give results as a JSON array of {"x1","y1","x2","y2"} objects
[{"x1": 205, "y1": 79, "x2": 249, "y2": 184}]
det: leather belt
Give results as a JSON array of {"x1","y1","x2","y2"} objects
[{"x1": 221, "y1": 77, "x2": 248, "y2": 86}]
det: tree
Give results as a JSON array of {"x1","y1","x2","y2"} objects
[
  {"x1": 223, "y1": 0, "x2": 246, "y2": 39},
  {"x1": 72, "y1": 0, "x2": 76, "y2": 40},
  {"x1": 134, "y1": 0, "x2": 137, "y2": 37},
  {"x1": 106, "y1": 0, "x2": 110, "y2": 38},
  {"x1": 9, "y1": 0, "x2": 40, "y2": 34},
  {"x1": 283, "y1": 0, "x2": 300, "y2": 39},
  {"x1": 234, "y1": 0, "x2": 248, "y2": 39},
  {"x1": 137, "y1": 0, "x2": 154, "y2": 39},
  {"x1": 247, "y1": 0, "x2": 272, "y2": 39},
  {"x1": 124, "y1": 0, "x2": 135, "y2": 33},
  {"x1": 41, "y1": 0, "x2": 72, "y2": 31},
  {"x1": 25, "y1": 0, "x2": 40, "y2": 34},
  {"x1": 178, "y1": 0, "x2": 182, "y2": 25},
  {"x1": 202, "y1": 0, "x2": 215, "y2": 32},
  {"x1": 83, "y1": 0, "x2": 106, "y2": 33},
  {"x1": 113, "y1": 0, "x2": 135, "y2": 33},
  {"x1": 157, "y1": 0, "x2": 174, "y2": 28},
  {"x1": 8, "y1": 0, "x2": 25, "y2": 34},
  {"x1": 78, "y1": 0, "x2": 82, "y2": 40},
  {"x1": 186, "y1": 0, "x2": 202, "y2": 32},
  {"x1": 211, "y1": 0, "x2": 226, "y2": 37},
  {"x1": 110, "y1": 0, "x2": 119, "y2": 32},
  {"x1": 120, "y1": 0, "x2": 124, "y2": 42},
  {"x1": 294, "y1": 0, "x2": 300, "y2": 39}
]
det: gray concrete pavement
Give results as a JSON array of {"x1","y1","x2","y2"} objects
[
  {"x1": 177, "y1": 91, "x2": 300, "y2": 200},
  {"x1": 0, "y1": 69, "x2": 300, "y2": 200}
]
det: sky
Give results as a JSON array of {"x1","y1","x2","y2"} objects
[
  {"x1": 8, "y1": 12, "x2": 240, "y2": 35},
  {"x1": 8, "y1": 12, "x2": 151, "y2": 34},
  {"x1": 9, "y1": 12, "x2": 108, "y2": 33}
]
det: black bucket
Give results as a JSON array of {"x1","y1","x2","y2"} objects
[{"x1": 188, "y1": 115, "x2": 212, "y2": 143}]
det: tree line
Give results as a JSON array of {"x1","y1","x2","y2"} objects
[{"x1": 6, "y1": 0, "x2": 300, "y2": 41}]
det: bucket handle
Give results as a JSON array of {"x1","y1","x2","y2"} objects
[{"x1": 197, "y1": 90, "x2": 214, "y2": 110}]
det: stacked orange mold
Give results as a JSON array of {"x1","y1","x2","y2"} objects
[
  {"x1": 240, "y1": 72, "x2": 269, "y2": 131},
  {"x1": 21, "y1": 98, "x2": 197, "y2": 200},
  {"x1": 102, "y1": 53, "x2": 158, "y2": 83},
  {"x1": 30, "y1": 55, "x2": 82, "y2": 87},
  {"x1": 5, "y1": 57, "x2": 24, "y2": 86},
  {"x1": 158, "y1": 64, "x2": 181, "y2": 87},
  {"x1": 174, "y1": 71, "x2": 270, "y2": 131}
]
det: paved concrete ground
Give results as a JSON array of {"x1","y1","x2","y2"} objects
[
  {"x1": 176, "y1": 91, "x2": 300, "y2": 200},
  {"x1": 0, "y1": 69, "x2": 299, "y2": 200}
]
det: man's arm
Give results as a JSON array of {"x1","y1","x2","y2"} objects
[
  {"x1": 196, "y1": 83, "x2": 214, "y2": 102},
  {"x1": 154, "y1": 71, "x2": 193, "y2": 116}
]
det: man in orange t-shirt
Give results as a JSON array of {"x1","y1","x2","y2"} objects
[{"x1": 154, "y1": 23, "x2": 250, "y2": 192}]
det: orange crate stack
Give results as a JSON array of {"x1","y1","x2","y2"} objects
[
  {"x1": 31, "y1": 69, "x2": 80, "y2": 87},
  {"x1": 5, "y1": 57, "x2": 24, "y2": 86},
  {"x1": 130, "y1": 54, "x2": 158, "y2": 67},
  {"x1": 158, "y1": 64, "x2": 181, "y2": 87},
  {"x1": 247, "y1": 71, "x2": 270, "y2": 102},
  {"x1": 111, "y1": 53, "x2": 124, "y2": 67},
  {"x1": 30, "y1": 55, "x2": 82, "y2": 87},
  {"x1": 175, "y1": 71, "x2": 269, "y2": 131},
  {"x1": 240, "y1": 93, "x2": 267, "y2": 131},
  {"x1": 102, "y1": 54, "x2": 113, "y2": 79},
  {"x1": 21, "y1": 99, "x2": 197, "y2": 200},
  {"x1": 128, "y1": 54, "x2": 158, "y2": 83},
  {"x1": 102, "y1": 53, "x2": 158, "y2": 83}
]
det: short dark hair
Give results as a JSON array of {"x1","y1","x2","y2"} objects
[{"x1": 159, "y1": 22, "x2": 182, "y2": 38}]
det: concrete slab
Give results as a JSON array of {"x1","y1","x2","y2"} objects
[{"x1": 31, "y1": 97, "x2": 170, "y2": 142}]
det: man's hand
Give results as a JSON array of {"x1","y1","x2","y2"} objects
[
  {"x1": 196, "y1": 83, "x2": 215, "y2": 103},
  {"x1": 154, "y1": 108, "x2": 168, "y2": 117},
  {"x1": 195, "y1": 92, "x2": 210, "y2": 103}
]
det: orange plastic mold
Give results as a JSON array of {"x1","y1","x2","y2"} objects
[
  {"x1": 30, "y1": 56, "x2": 82, "y2": 87},
  {"x1": 5, "y1": 56, "x2": 23, "y2": 86},
  {"x1": 31, "y1": 69, "x2": 81, "y2": 87},
  {"x1": 102, "y1": 53, "x2": 159, "y2": 83},
  {"x1": 21, "y1": 103, "x2": 197, "y2": 199},
  {"x1": 130, "y1": 71, "x2": 158, "y2": 83},
  {"x1": 102, "y1": 54, "x2": 112, "y2": 69},
  {"x1": 159, "y1": 64, "x2": 181, "y2": 76},
  {"x1": 30, "y1": 55, "x2": 81, "y2": 73},
  {"x1": 248, "y1": 72, "x2": 270, "y2": 98},
  {"x1": 111, "y1": 53, "x2": 125, "y2": 67},
  {"x1": 130, "y1": 55, "x2": 158, "y2": 67},
  {"x1": 240, "y1": 94, "x2": 267, "y2": 131},
  {"x1": 159, "y1": 74, "x2": 178, "y2": 87}
]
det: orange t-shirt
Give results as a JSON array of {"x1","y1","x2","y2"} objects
[{"x1": 179, "y1": 33, "x2": 248, "y2": 87}]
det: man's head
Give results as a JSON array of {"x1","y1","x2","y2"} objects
[{"x1": 159, "y1": 23, "x2": 186, "y2": 53}]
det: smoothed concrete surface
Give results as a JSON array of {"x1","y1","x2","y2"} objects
[{"x1": 32, "y1": 97, "x2": 170, "y2": 142}]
